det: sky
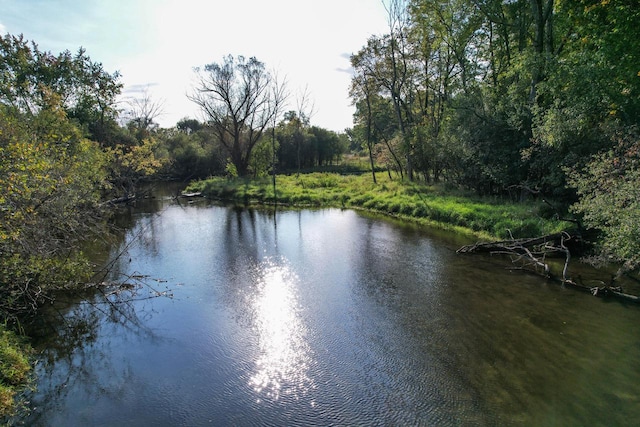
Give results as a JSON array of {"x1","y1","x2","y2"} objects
[{"x1": 0, "y1": 0, "x2": 390, "y2": 131}]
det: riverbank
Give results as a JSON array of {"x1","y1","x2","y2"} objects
[
  {"x1": 185, "y1": 173, "x2": 568, "y2": 240},
  {"x1": 0, "y1": 326, "x2": 31, "y2": 417}
]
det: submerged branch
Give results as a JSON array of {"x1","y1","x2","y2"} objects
[{"x1": 457, "y1": 231, "x2": 639, "y2": 304}]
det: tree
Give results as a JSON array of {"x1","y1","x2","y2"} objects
[
  {"x1": 567, "y1": 126, "x2": 640, "y2": 274},
  {"x1": 123, "y1": 87, "x2": 165, "y2": 140},
  {"x1": 189, "y1": 55, "x2": 286, "y2": 176},
  {"x1": 350, "y1": 61, "x2": 378, "y2": 183},
  {"x1": 351, "y1": 0, "x2": 419, "y2": 181},
  {"x1": 308, "y1": 126, "x2": 347, "y2": 166},
  {"x1": 158, "y1": 124, "x2": 225, "y2": 179},
  {"x1": 105, "y1": 138, "x2": 166, "y2": 198},
  {"x1": 0, "y1": 33, "x2": 167, "y2": 319},
  {"x1": 0, "y1": 101, "x2": 109, "y2": 319},
  {"x1": 0, "y1": 34, "x2": 163, "y2": 411},
  {"x1": 65, "y1": 48, "x2": 122, "y2": 145},
  {"x1": 276, "y1": 111, "x2": 311, "y2": 170},
  {"x1": 293, "y1": 86, "x2": 315, "y2": 175},
  {"x1": 408, "y1": 0, "x2": 483, "y2": 182},
  {"x1": 176, "y1": 117, "x2": 203, "y2": 134},
  {"x1": 0, "y1": 34, "x2": 123, "y2": 145},
  {"x1": 351, "y1": 91, "x2": 404, "y2": 178},
  {"x1": 269, "y1": 72, "x2": 289, "y2": 200}
]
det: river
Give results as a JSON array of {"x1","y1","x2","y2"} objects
[{"x1": 18, "y1": 187, "x2": 640, "y2": 426}]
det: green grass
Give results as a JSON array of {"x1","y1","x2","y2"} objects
[
  {"x1": 0, "y1": 326, "x2": 31, "y2": 418},
  {"x1": 186, "y1": 173, "x2": 567, "y2": 240}
]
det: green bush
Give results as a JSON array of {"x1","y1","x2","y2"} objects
[{"x1": 0, "y1": 327, "x2": 31, "y2": 417}]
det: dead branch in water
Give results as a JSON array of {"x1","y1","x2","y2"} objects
[
  {"x1": 457, "y1": 231, "x2": 639, "y2": 304},
  {"x1": 457, "y1": 232, "x2": 568, "y2": 278}
]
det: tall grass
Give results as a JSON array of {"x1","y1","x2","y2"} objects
[
  {"x1": 0, "y1": 326, "x2": 31, "y2": 417},
  {"x1": 187, "y1": 173, "x2": 567, "y2": 240}
]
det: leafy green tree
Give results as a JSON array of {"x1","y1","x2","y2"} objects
[
  {"x1": 350, "y1": 0, "x2": 640, "y2": 198},
  {"x1": 250, "y1": 135, "x2": 277, "y2": 178},
  {"x1": 0, "y1": 102, "x2": 108, "y2": 319},
  {"x1": 0, "y1": 33, "x2": 168, "y2": 413},
  {"x1": 558, "y1": 0, "x2": 640, "y2": 123},
  {"x1": 105, "y1": 138, "x2": 166, "y2": 198},
  {"x1": 352, "y1": 92, "x2": 404, "y2": 178},
  {"x1": 0, "y1": 33, "x2": 159, "y2": 320},
  {"x1": 0, "y1": 34, "x2": 122, "y2": 144},
  {"x1": 522, "y1": 0, "x2": 640, "y2": 199},
  {"x1": 350, "y1": 59, "x2": 379, "y2": 183},
  {"x1": 408, "y1": 0, "x2": 482, "y2": 182},
  {"x1": 65, "y1": 50, "x2": 122, "y2": 145},
  {"x1": 275, "y1": 112, "x2": 311, "y2": 170},
  {"x1": 271, "y1": 114, "x2": 345, "y2": 172},
  {"x1": 308, "y1": 126, "x2": 347, "y2": 166},
  {"x1": 567, "y1": 126, "x2": 640, "y2": 273},
  {"x1": 176, "y1": 117, "x2": 203, "y2": 134},
  {"x1": 351, "y1": 0, "x2": 483, "y2": 182},
  {"x1": 159, "y1": 126, "x2": 225, "y2": 179},
  {"x1": 351, "y1": 0, "x2": 419, "y2": 180}
]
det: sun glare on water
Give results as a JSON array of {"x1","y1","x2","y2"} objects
[{"x1": 248, "y1": 258, "x2": 314, "y2": 402}]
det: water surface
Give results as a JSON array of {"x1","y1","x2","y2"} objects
[{"x1": 21, "y1": 198, "x2": 640, "y2": 426}]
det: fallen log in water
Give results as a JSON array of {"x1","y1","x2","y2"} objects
[
  {"x1": 457, "y1": 232, "x2": 567, "y2": 255},
  {"x1": 102, "y1": 194, "x2": 136, "y2": 205},
  {"x1": 457, "y1": 232, "x2": 570, "y2": 279},
  {"x1": 457, "y1": 231, "x2": 640, "y2": 304},
  {"x1": 179, "y1": 192, "x2": 202, "y2": 198}
]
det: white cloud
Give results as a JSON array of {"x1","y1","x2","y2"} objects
[
  {"x1": 123, "y1": 83, "x2": 160, "y2": 95},
  {"x1": 0, "y1": 21, "x2": 6, "y2": 34}
]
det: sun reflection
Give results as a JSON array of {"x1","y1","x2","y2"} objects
[{"x1": 249, "y1": 258, "x2": 313, "y2": 401}]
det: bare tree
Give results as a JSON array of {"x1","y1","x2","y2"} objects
[
  {"x1": 294, "y1": 85, "x2": 315, "y2": 175},
  {"x1": 189, "y1": 55, "x2": 287, "y2": 176},
  {"x1": 124, "y1": 86, "x2": 165, "y2": 134},
  {"x1": 270, "y1": 71, "x2": 289, "y2": 204},
  {"x1": 296, "y1": 85, "x2": 316, "y2": 126}
]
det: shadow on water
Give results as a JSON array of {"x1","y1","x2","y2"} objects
[{"x1": 18, "y1": 284, "x2": 171, "y2": 426}]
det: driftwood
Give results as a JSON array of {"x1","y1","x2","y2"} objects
[
  {"x1": 102, "y1": 194, "x2": 136, "y2": 205},
  {"x1": 457, "y1": 232, "x2": 567, "y2": 255},
  {"x1": 457, "y1": 231, "x2": 639, "y2": 304},
  {"x1": 457, "y1": 232, "x2": 569, "y2": 278},
  {"x1": 179, "y1": 192, "x2": 202, "y2": 198}
]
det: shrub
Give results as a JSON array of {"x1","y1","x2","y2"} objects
[{"x1": 0, "y1": 327, "x2": 31, "y2": 417}]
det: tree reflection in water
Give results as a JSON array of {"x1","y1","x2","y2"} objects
[{"x1": 17, "y1": 276, "x2": 171, "y2": 425}]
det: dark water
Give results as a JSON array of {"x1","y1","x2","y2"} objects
[{"x1": 19, "y1": 192, "x2": 640, "y2": 426}]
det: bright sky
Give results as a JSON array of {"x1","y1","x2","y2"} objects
[{"x1": 0, "y1": 0, "x2": 390, "y2": 131}]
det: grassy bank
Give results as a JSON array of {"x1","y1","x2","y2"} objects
[
  {"x1": 0, "y1": 326, "x2": 31, "y2": 418},
  {"x1": 186, "y1": 173, "x2": 567, "y2": 240}
]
